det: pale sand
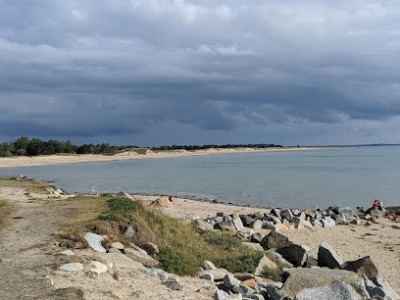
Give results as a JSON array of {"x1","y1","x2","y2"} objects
[{"x1": 0, "y1": 147, "x2": 330, "y2": 168}]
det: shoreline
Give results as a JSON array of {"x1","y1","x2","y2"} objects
[{"x1": 0, "y1": 146, "x2": 334, "y2": 168}]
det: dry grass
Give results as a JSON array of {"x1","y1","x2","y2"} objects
[{"x1": 0, "y1": 199, "x2": 16, "y2": 231}]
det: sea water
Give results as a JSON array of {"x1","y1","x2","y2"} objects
[{"x1": 0, "y1": 146, "x2": 399, "y2": 209}]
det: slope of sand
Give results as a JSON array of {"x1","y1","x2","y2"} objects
[{"x1": 0, "y1": 147, "x2": 330, "y2": 168}]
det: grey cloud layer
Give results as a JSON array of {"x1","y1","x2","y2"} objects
[{"x1": 1, "y1": 0, "x2": 399, "y2": 144}]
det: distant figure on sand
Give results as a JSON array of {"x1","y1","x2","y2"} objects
[{"x1": 168, "y1": 196, "x2": 173, "y2": 202}]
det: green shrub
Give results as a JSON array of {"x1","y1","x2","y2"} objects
[
  {"x1": 203, "y1": 231, "x2": 241, "y2": 250},
  {"x1": 212, "y1": 250, "x2": 265, "y2": 273},
  {"x1": 107, "y1": 197, "x2": 138, "y2": 212},
  {"x1": 158, "y1": 248, "x2": 200, "y2": 276}
]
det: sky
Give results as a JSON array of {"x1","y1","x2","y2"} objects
[{"x1": 1, "y1": 0, "x2": 400, "y2": 146}]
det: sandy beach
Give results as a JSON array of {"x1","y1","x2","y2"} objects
[{"x1": 0, "y1": 147, "x2": 330, "y2": 168}]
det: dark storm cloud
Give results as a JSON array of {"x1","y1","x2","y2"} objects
[{"x1": 1, "y1": 0, "x2": 400, "y2": 145}]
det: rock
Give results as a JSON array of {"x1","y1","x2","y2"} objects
[
  {"x1": 200, "y1": 269, "x2": 231, "y2": 281},
  {"x1": 237, "y1": 284, "x2": 255, "y2": 297},
  {"x1": 260, "y1": 231, "x2": 293, "y2": 250},
  {"x1": 234, "y1": 273, "x2": 255, "y2": 281},
  {"x1": 124, "y1": 248, "x2": 158, "y2": 267},
  {"x1": 271, "y1": 208, "x2": 282, "y2": 218},
  {"x1": 295, "y1": 280, "x2": 362, "y2": 300},
  {"x1": 274, "y1": 223, "x2": 289, "y2": 231},
  {"x1": 262, "y1": 221, "x2": 277, "y2": 230},
  {"x1": 116, "y1": 191, "x2": 134, "y2": 200},
  {"x1": 280, "y1": 209, "x2": 294, "y2": 222},
  {"x1": 95, "y1": 252, "x2": 143, "y2": 269},
  {"x1": 142, "y1": 242, "x2": 159, "y2": 255},
  {"x1": 269, "y1": 215, "x2": 282, "y2": 224},
  {"x1": 162, "y1": 277, "x2": 182, "y2": 290},
  {"x1": 318, "y1": 241, "x2": 344, "y2": 269},
  {"x1": 233, "y1": 215, "x2": 244, "y2": 231},
  {"x1": 84, "y1": 232, "x2": 106, "y2": 253},
  {"x1": 111, "y1": 242, "x2": 124, "y2": 250},
  {"x1": 304, "y1": 209, "x2": 316, "y2": 219},
  {"x1": 314, "y1": 219, "x2": 324, "y2": 227},
  {"x1": 61, "y1": 250, "x2": 75, "y2": 256},
  {"x1": 196, "y1": 219, "x2": 214, "y2": 232},
  {"x1": 243, "y1": 242, "x2": 264, "y2": 251},
  {"x1": 124, "y1": 226, "x2": 135, "y2": 239},
  {"x1": 294, "y1": 218, "x2": 313, "y2": 230},
  {"x1": 254, "y1": 256, "x2": 278, "y2": 276},
  {"x1": 277, "y1": 244, "x2": 308, "y2": 267},
  {"x1": 90, "y1": 261, "x2": 108, "y2": 275},
  {"x1": 235, "y1": 231, "x2": 249, "y2": 242},
  {"x1": 242, "y1": 279, "x2": 258, "y2": 289},
  {"x1": 341, "y1": 256, "x2": 378, "y2": 279},
  {"x1": 60, "y1": 263, "x2": 83, "y2": 272},
  {"x1": 321, "y1": 216, "x2": 336, "y2": 228},
  {"x1": 215, "y1": 220, "x2": 237, "y2": 232},
  {"x1": 201, "y1": 260, "x2": 217, "y2": 270},
  {"x1": 151, "y1": 196, "x2": 173, "y2": 208},
  {"x1": 250, "y1": 220, "x2": 263, "y2": 230},
  {"x1": 223, "y1": 274, "x2": 240, "y2": 293},
  {"x1": 200, "y1": 273, "x2": 214, "y2": 281},
  {"x1": 108, "y1": 248, "x2": 122, "y2": 254},
  {"x1": 129, "y1": 243, "x2": 148, "y2": 255},
  {"x1": 247, "y1": 294, "x2": 264, "y2": 300},
  {"x1": 281, "y1": 268, "x2": 362, "y2": 298},
  {"x1": 139, "y1": 268, "x2": 169, "y2": 281},
  {"x1": 240, "y1": 215, "x2": 255, "y2": 227},
  {"x1": 364, "y1": 276, "x2": 400, "y2": 300},
  {"x1": 199, "y1": 287, "x2": 216, "y2": 297},
  {"x1": 265, "y1": 250, "x2": 293, "y2": 268},
  {"x1": 214, "y1": 289, "x2": 242, "y2": 300}
]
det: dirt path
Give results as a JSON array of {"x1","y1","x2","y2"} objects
[{"x1": 0, "y1": 187, "x2": 82, "y2": 300}]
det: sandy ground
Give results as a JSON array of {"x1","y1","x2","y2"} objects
[
  {"x1": 0, "y1": 147, "x2": 329, "y2": 168},
  {"x1": 1, "y1": 185, "x2": 399, "y2": 299}
]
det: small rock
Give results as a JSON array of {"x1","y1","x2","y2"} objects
[
  {"x1": 200, "y1": 269, "x2": 232, "y2": 281},
  {"x1": 223, "y1": 274, "x2": 240, "y2": 293},
  {"x1": 61, "y1": 250, "x2": 75, "y2": 256},
  {"x1": 162, "y1": 277, "x2": 182, "y2": 290},
  {"x1": 84, "y1": 232, "x2": 106, "y2": 253},
  {"x1": 250, "y1": 220, "x2": 263, "y2": 230},
  {"x1": 108, "y1": 248, "x2": 122, "y2": 254},
  {"x1": 139, "y1": 268, "x2": 170, "y2": 281},
  {"x1": 200, "y1": 273, "x2": 214, "y2": 281},
  {"x1": 90, "y1": 261, "x2": 108, "y2": 275},
  {"x1": 277, "y1": 243, "x2": 308, "y2": 267},
  {"x1": 242, "y1": 279, "x2": 258, "y2": 289},
  {"x1": 111, "y1": 242, "x2": 124, "y2": 250},
  {"x1": 110, "y1": 290, "x2": 123, "y2": 299},
  {"x1": 60, "y1": 263, "x2": 83, "y2": 272},
  {"x1": 142, "y1": 242, "x2": 159, "y2": 255},
  {"x1": 201, "y1": 260, "x2": 217, "y2": 270},
  {"x1": 198, "y1": 287, "x2": 215, "y2": 297},
  {"x1": 124, "y1": 226, "x2": 135, "y2": 239},
  {"x1": 125, "y1": 248, "x2": 158, "y2": 267}
]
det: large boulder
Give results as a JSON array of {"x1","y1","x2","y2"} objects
[
  {"x1": 341, "y1": 256, "x2": 379, "y2": 280},
  {"x1": 260, "y1": 231, "x2": 293, "y2": 250},
  {"x1": 295, "y1": 280, "x2": 362, "y2": 300},
  {"x1": 239, "y1": 214, "x2": 255, "y2": 227},
  {"x1": 232, "y1": 215, "x2": 244, "y2": 231},
  {"x1": 200, "y1": 268, "x2": 231, "y2": 281},
  {"x1": 277, "y1": 244, "x2": 308, "y2": 267},
  {"x1": 280, "y1": 209, "x2": 294, "y2": 222},
  {"x1": 281, "y1": 268, "x2": 363, "y2": 299},
  {"x1": 318, "y1": 241, "x2": 344, "y2": 269},
  {"x1": 364, "y1": 276, "x2": 400, "y2": 300}
]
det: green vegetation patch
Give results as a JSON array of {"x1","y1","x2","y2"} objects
[
  {"x1": 202, "y1": 231, "x2": 242, "y2": 250},
  {"x1": 212, "y1": 250, "x2": 265, "y2": 274}
]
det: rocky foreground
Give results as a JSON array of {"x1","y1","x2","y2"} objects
[
  {"x1": 53, "y1": 194, "x2": 398, "y2": 300},
  {"x1": 0, "y1": 183, "x2": 399, "y2": 300}
]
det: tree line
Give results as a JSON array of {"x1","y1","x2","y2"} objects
[
  {"x1": 151, "y1": 144, "x2": 282, "y2": 151},
  {"x1": 0, "y1": 137, "x2": 136, "y2": 157},
  {"x1": 0, "y1": 137, "x2": 282, "y2": 157}
]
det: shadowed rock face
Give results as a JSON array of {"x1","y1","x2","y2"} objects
[
  {"x1": 341, "y1": 256, "x2": 379, "y2": 280},
  {"x1": 260, "y1": 231, "x2": 293, "y2": 250},
  {"x1": 318, "y1": 241, "x2": 344, "y2": 269}
]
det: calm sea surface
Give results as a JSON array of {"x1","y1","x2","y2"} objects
[{"x1": 1, "y1": 146, "x2": 399, "y2": 209}]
